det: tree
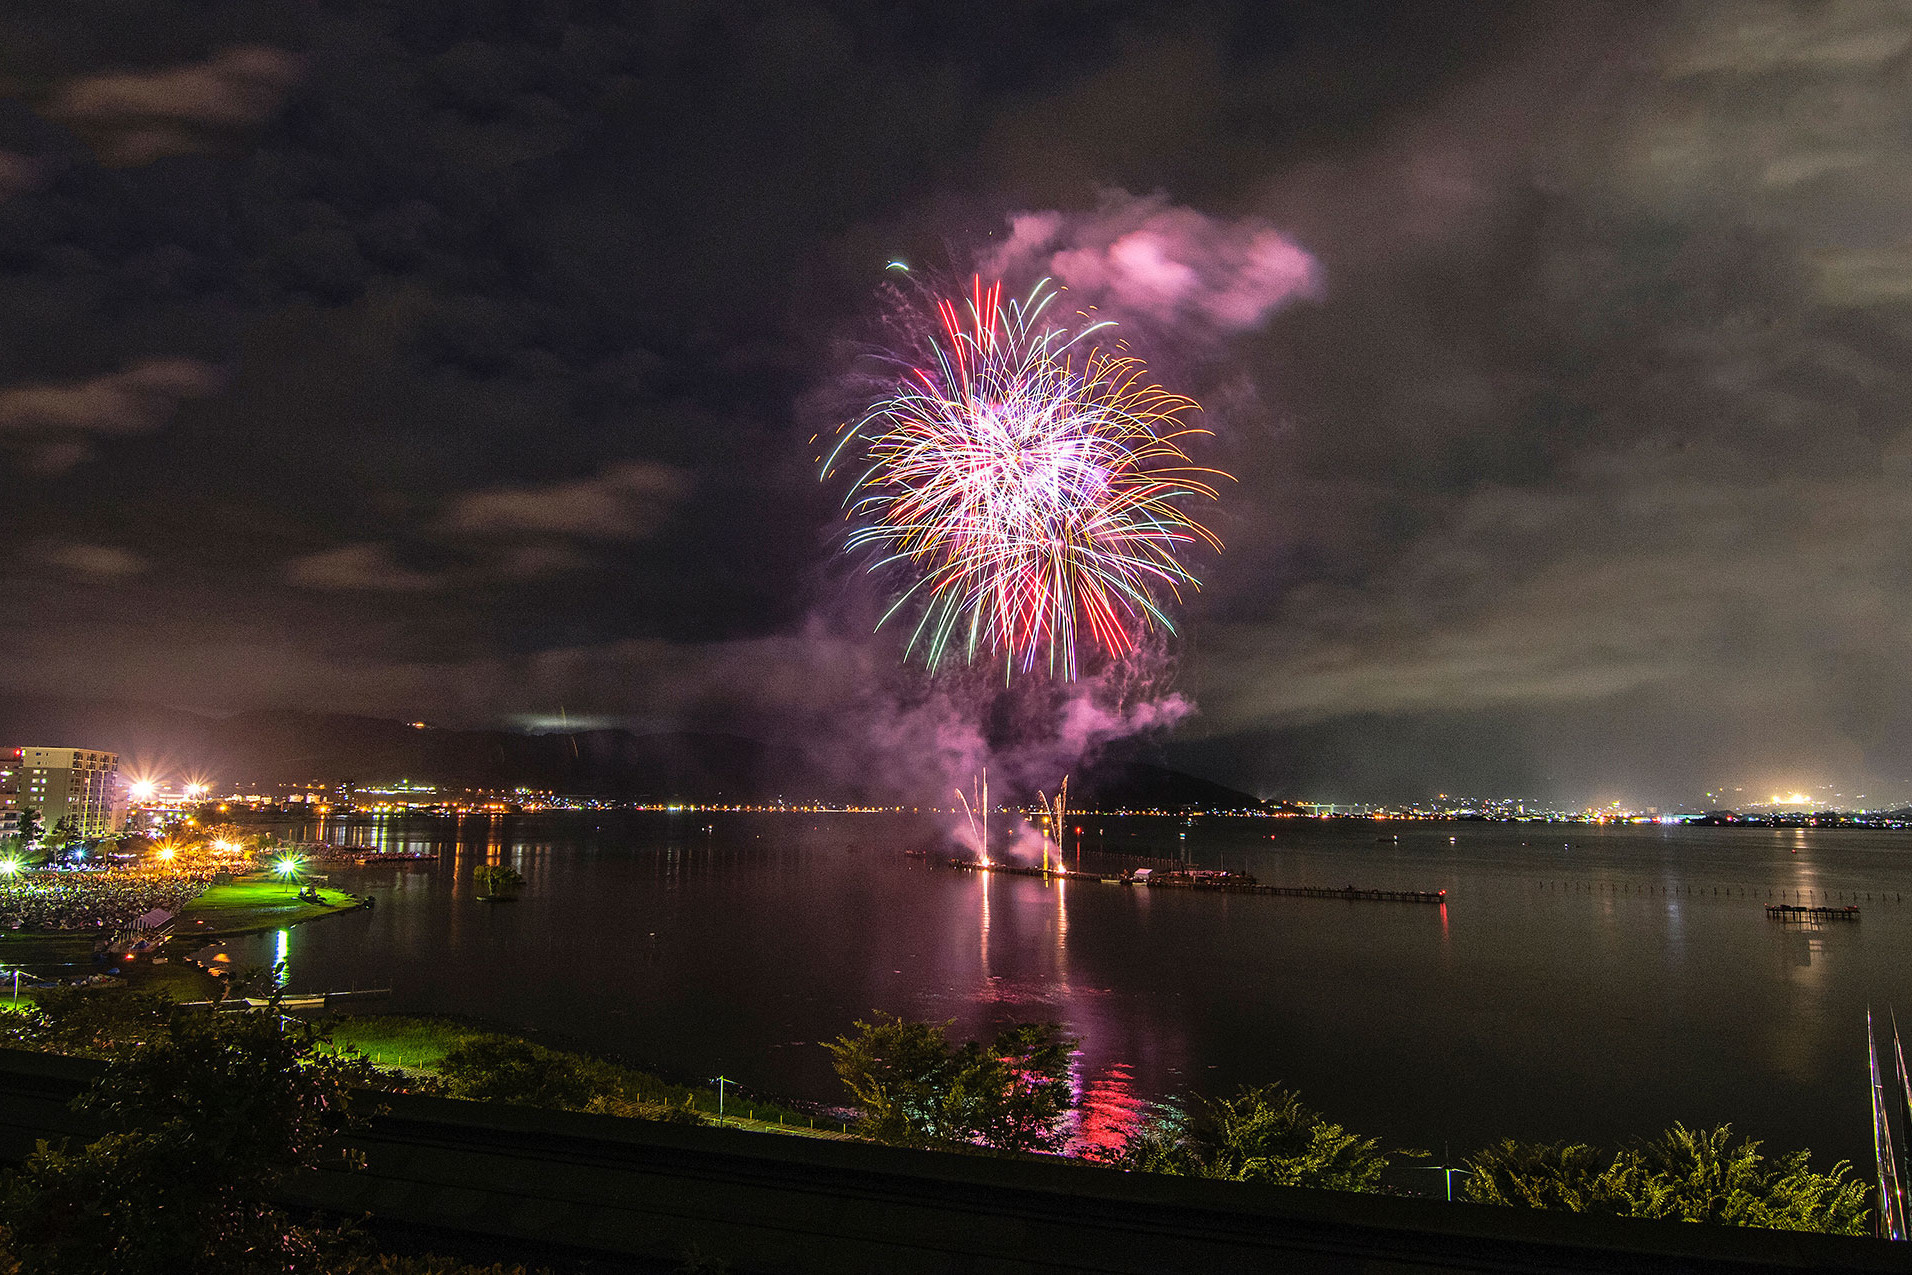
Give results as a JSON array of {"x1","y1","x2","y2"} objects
[
  {"x1": 825, "y1": 1013, "x2": 1075, "y2": 1153},
  {"x1": 1110, "y1": 1085, "x2": 1390, "y2": 1192},
  {"x1": 13, "y1": 809, "x2": 41, "y2": 849},
  {"x1": 823, "y1": 1015, "x2": 958, "y2": 1146},
  {"x1": 1, "y1": 1008, "x2": 368, "y2": 1273},
  {"x1": 472, "y1": 865, "x2": 524, "y2": 899},
  {"x1": 45, "y1": 817, "x2": 77, "y2": 850},
  {"x1": 954, "y1": 1022, "x2": 1075, "y2": 1155},
  {"x1": 1463, "y1": 1124, "x2": 1870, "y2": 1235}
]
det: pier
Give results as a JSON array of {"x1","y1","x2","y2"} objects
[
  {"x1": 1764, "y1": 903, "x2": 1860, "y2": 922},
  {"x1": 950, "y1": 860, "x2": 1446, "y2": 904}
]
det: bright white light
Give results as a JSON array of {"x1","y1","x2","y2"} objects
[
  {"x1": 127, "y1": 780, "x2": 157, "y2": 801},
  {"x1": 0, "y1": 860, "x2": 19, "y2": 876}
]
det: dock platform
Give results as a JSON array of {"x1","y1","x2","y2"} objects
[
  {"x1": 1765, "y1": 903, "x2": 1859, "y2": 922},
  {"x1": 950, "y1": 860, "x2": 1446, "y2": 904}
]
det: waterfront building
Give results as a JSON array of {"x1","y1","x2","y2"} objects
[
  {"x1": 1, "y1": 747, "x2": 124, "y2": 839},
  {"x1": 0, "y1": 752, "x2": 16, "y2": 840}
]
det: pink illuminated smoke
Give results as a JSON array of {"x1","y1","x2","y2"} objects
[{"x1": 982, "y1": 190, "x2": 1320, "y2": 334}]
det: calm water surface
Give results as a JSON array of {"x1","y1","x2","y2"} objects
[{"x1": 228, "y1": 813, "x2": 1912, "y2": 1164}]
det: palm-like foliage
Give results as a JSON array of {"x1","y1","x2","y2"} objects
[
  {"x1": 1464, "y1": 1123, "x2": 1869, "y2": 1235},
  {"x1": 1109, "y1": 1084, "x2": 1390, "y2": 1192}
]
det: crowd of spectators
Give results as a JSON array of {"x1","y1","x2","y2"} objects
[{"x1": 0, "y1": 865, "x2": 219, "y2": 932}]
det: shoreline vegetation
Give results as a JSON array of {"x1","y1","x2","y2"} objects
[{"x1": 0, "y1": 989, "x2": 1873, "y2": 1241}]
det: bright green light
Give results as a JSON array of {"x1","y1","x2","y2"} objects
[{"x1": 0, "y1": 860, "x2": 17, "y2": 876}]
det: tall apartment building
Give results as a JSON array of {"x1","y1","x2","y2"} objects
[
  {"x1": 1, "y1": 747, "x2": 123, "y2": 839},
  {"x1": 0, "y1": 751, "x2": 15, "y2": 841}
]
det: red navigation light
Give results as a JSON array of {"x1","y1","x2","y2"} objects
[{"x1": 1438, "y1": 889, "x2": 1447, "y2": 896}]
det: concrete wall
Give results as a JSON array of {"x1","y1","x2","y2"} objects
[{"x1": 0, "y1": 1048, "x2": 1903, "y2": 1274}]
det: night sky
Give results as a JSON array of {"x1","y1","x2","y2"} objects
[{"x1": 2, "y1": 1, "x2": 1907, "y2": 805}]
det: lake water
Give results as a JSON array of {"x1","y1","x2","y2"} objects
[{"x1": 228, "y1": 813, "x2": 1912, "y2": 1167}]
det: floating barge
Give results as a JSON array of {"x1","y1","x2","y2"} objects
[
  {"x1": 1765, "y1": 903, "x2": 1859, "y2": 922},
  {"x1": 950, "y1": 859, "x2": 1446, "y2": 904}
]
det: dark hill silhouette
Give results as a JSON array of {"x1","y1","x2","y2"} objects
[{"x1": 0, "y1": 695, "x2": 1266, "y2": 809}]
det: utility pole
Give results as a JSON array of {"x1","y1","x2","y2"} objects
[{"x1": 713, "y1": 1074, "x2": 733, "y2": 1119}]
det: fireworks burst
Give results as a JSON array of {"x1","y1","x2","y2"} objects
[{"x1": 824, "y1": 275, "x2": 1225, "y2": 680}]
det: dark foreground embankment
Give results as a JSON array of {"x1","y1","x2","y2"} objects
[{"x1": 0, "y1": 1048, "x2": 1902, "y2": 1274}]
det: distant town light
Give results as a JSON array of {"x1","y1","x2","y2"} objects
[{"x1": 127, "y1": 779, "x2": 157, "y2": 801}]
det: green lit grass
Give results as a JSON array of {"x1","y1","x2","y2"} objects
[
  {"x1": 177, "y1": 880, "x2": 364, "y2": 940},
  {"x1": 313, "y1": 1014, "x2": 851, "y2": 1136},
  {"x1": 317, "y1": 1014, "x2": 496, "y2": 1071}
]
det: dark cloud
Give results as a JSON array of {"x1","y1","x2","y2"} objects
[
  {"x1": 0, "y1": 358, "x2": 221, "y2": 435},
  {"x1": 0, "y1": 150, "x2": 38, "y2": 200},
  {"x1": 30, "y1": 540, "x2": 145, "y2": 579},
  {"x1": 285, "y1": 543, "x2": 441, "y2": 593},
  {"x1": 42, "y1": 45, "x2": 302, "y2": 167},
  {"x1": 444, "y1": 461, "x2": 690, "y2": 540}
]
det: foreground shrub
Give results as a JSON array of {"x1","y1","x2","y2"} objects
[
  {"x1": 1464, "y1": 1123, "x2": 1869, "y2": 1234},
  {"x1": 826, "y1": 1013, "x2": 1074, "y2": 1153},
  {"x1": 1109, "y1": 1084, "x2": 1390, "y2": 1191},
  {"x1": 1, "y1": 1009, "x2": 364, "y2": 1274}
]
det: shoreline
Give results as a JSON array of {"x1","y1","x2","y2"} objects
[{"x1": 0, "y1": 878, "x2": 372, "y2": 984}]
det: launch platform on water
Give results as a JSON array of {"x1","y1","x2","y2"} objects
[
  {"x1": 950, "y1": 859, "x2": 1447, "y2": 904},
  {"x1": 1765, "y1": 903, "x2": 1859, "y2": 921}
]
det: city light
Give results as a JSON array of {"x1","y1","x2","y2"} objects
[
  {"x1": 0, "y1": 860, "x2": 19, "y2": 876},
  {"x1": 126, "y1": 779, "x2": 157, "y2": 801},
  {"x1": 183, "y1": 782, "x2": 208, "y2": 798},
  {"x1": 157, "y1": 847, "x2": 175, "y2": 861},
  {"x1": 274, "y1": 857, "x2": 301, "y2": 877}
]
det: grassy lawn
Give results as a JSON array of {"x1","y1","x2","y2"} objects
[
  {"x1": 313, "y1": 1014, "x2": 856, "y2": 1137},
  {"x1": 176, "y1": 880, "x2": 364, "y2": 940},
  {"x1": 317, "y1": 1014, "x2": 498, "y2": 1071},
  {"x1": 120, "y1": 958, "x2": 220, "y2": 1001}
]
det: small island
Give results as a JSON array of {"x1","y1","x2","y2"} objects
[{"x1": 473, "y1": 864, "x2": 524, "y2": 902}]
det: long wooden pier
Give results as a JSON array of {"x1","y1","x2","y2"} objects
[
  {"x1": 1765, "y1": 903, "x2": 1860, "y2": 922},
  {"x1": 950, "y1": 860, "x2": 1446, "y2": 904}
]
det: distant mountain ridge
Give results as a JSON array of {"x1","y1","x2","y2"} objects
[{"x1": 0, "y1": 695, "x2": 1267, "y2": 810}]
